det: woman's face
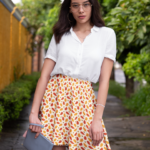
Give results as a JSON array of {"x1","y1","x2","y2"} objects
[{"x1": 70, "y1": 0, "x2": 92, "y2": 25}]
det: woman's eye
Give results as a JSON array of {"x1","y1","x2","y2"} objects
[
  {"x1": 73, "y1": 5, "x2": 78, "y2": 8},
  {"x1": 84, "y1": 3, "x2": 89, "y2": 7}
]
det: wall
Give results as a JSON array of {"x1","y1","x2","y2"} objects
[{"x1": 0, "y1": 1, "x2": 32, "y2": 92}]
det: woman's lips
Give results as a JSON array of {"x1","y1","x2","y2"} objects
[{"x1": 78, "y1": 16, "x2": 85, "y2": 19}]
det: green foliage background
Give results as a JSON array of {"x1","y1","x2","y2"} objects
[
  {"x1": 123, "y1": 84, "x2": 150, "y2": 116},
  {"x1": 37, "y1": 3, "x2": 60, "y2": 49},
  {"x1": 17, "y1": 0, "x2": 60, "y2": 29},
  {"x1": 0, "y1": 72, "x2": 40, "y2": 132},
  {"x1": 104, "y1": 0, "x2": 150, "y2": 64},
  {"x1": 123, "y1": 52, "x2": 150, "y2": 84}
]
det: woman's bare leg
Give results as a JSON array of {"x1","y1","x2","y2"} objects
[{"x1": 52, "y1": 145, "x2": 67, "y2": 150}]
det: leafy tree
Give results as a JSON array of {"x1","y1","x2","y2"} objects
[
  {"x1": 104, "y1": 0, "x2": 150, "y2": 97},
  {"x1": 16, "y1": 0, "x2": 60, "y2": 57},
  {"x1": 105, "y1": 0, "x2": 150, "y2": 61},
  {"x1": 37, "y1": 4, "x2": 60, "y2": 49},
  {"x1": 17, "y1": 0, "x2": 60, "y2": 29},
  {"x1": 100, "y1": 0, "x2": 119, "y2": 15},
  {"x1": 123, "y1": 52, "x2": 150, "y2": 85}
]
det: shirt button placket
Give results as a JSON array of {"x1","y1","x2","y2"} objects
[{"x1": 79, "y1": 44, "x2": 83, "y2": 69}]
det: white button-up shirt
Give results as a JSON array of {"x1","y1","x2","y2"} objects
[{"x1": 44, "y1": 25, "x2": 117, "y2": 83}]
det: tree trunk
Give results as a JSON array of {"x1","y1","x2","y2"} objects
[
  {"x1": 125, "y1": 74, "x2": 134, "y2": 98},
  {"x1": 110, "y1": 66, "x2": 115, "y2": 80}
]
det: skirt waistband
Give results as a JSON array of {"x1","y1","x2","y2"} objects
[{"x1": 50, "y1": 74, "x2": 93, "y2": 86}]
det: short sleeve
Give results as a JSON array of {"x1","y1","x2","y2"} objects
[
  {"x1": 44, "y1": 34, "x2": 57, "y2": 62},
  {"x1": 104, "y1": 29, "x2": 117, "y2": 62}
]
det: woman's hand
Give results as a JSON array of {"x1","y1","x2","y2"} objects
[
  {"x1": 89, "y1": 118, "x2": 104, "y2": 146},
  {"x1": 22, "y1": 112, "x2": 42, "y2": 139}
]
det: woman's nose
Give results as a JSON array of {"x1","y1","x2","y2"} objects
[{"x1": 78, "y1": 5, "x2": 84, "y2": 13}]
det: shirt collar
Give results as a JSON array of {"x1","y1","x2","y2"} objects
[{"x1": 70, "y1": 25, "x2": 99, "y2": 33}]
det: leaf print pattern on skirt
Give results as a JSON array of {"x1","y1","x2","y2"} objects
[{"x1": 38, "y1": 74, "x2": 111, "y2": 150}]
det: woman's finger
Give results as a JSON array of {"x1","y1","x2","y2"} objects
[
  {"x1": 38, "y1": 126, "x2": 41, "y2": 133},
  {"x1": 94, "y1": 133, "x2": 98, "y2": 146},
  {"x1": 101, "y1": 131, "x2": 104, "y2": 142},
  {"x1": 96, "y1": 133, "x2": 100, "y2": 146},
  {"x1": 22, "y1": 130, "x2": 28, "y2": 137},
  {"x1": 35, "y1": 132, "x2": 40, "y2": 138},
  {"x1": 89, "y1": 125, "x2": 92, "y2": 139},
  {"x1": 34, "y1": 125, "x2": 39, "y2": 132},
  {"x1": 29, "y1": 125, "x2": 32, "y2": 130},
  {"x1": 93, "y1": 132, "x2": 97, "y2": 146},
  {"x1": 98, "y1": 131, "x2": 102, "y2": 145},
  {"x1": 31, "y1": 125, "x2": 35, "y2": 132}
]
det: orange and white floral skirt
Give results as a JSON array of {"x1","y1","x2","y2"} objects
[{"x1": 38, "y1": 74, "x2": 111, "y2": 150}]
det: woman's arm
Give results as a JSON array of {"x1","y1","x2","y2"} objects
[
  {"x1": 93, "y1": 57, "x2": 114, "y2": 120},
  {"x1": 89, "y1": 57, "x2": 114, "y2": 146},
  {"x1": 25, "y1": 58, "x2": 56, "y2": 139},
  {"x1": 30, "y1": 58, "x2": 56, "y2": 116},
  {"x1": 23, "y1": 58, "x2": 56, "y2": 138}
]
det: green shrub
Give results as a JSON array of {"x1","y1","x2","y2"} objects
[
  {"x1": 0, "y1": 103, "x2": 6, "y2": 132},
  {"x1": 0, "y1": 80, "x2": 31, "y2": 120},
  {"x1": 20, "y1": 72, "x2": 41, "y2": 93},
  {"x1": 0, "y1": 72, "x2": 41, "y2": 132},
  {"x1": 123, "y1": 85, "x2": 150, "y2": 116}
]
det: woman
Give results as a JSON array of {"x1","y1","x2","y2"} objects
[{"x1": 23, "y1": 0, "x2": 116, "y2": 149}]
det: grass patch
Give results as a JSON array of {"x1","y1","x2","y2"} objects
[
  {"x1": 108, "y1": 80, "x2": 126, "y2": 99},
  {"x1": 92, "y1": 80, "x2": 126, "y2": 99}
]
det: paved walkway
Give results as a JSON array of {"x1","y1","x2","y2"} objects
[{"x1": 96, "y1": 93, "x2": 150, "y2": 150}]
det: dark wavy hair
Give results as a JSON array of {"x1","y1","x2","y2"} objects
[{"x1": 53, "y1": 0, "x2": 105, "y2": 44}]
